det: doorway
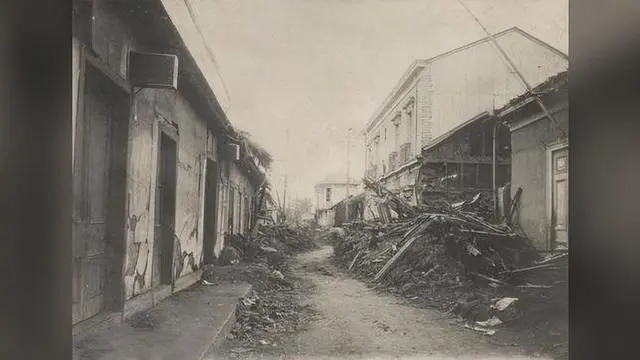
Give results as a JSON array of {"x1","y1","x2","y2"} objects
[
  {"x1": 549, "y1": 145, "x2": 568, "y2": 250},
  {"x1": 203, "y1": 159, "x2": 219, "y2": 264},
  {"x1": 72, "y1": 65, "x2": 129, "y2": 325},
  {"x1": 152, "y1": 132, "x2": 178, "y2": 287}
]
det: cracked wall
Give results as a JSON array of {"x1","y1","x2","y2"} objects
[
  {"x1": 172, "y1": 94, "x2": 209, "y2": 279},
  {"x1": 123, "y1": 89, "x2": 212, "y2": 300}
]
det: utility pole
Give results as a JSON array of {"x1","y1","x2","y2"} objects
[
  {"x1": 282, "y1": 128, "x2": 290, "y2": 222},
  {"x1": 345, "y1": 128, "x2": 352, "y2": 223},
  {"x1": 282, "y1": 174, "x2": 287, "y2": 222}
]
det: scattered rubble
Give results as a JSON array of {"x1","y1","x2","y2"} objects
[
  {"x1": 206, "y1": 224, "x2": 319, "y2": 358},
  {"x1": 332, "y1": 179, "x2": 568, "y2": 359}
]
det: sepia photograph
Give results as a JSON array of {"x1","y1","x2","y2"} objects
[{"x1": 71, "y1": 1, "x2": 568, "y2": 359}]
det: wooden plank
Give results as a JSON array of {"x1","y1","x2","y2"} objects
[
  {"x1": 348, "y1": 251, "x2": 362, "y2": 272},
  {"x1": 373, "y1": 217, "x2": 433, "y2": 282},
  {"x1": 505, "y1": 187, "x2": 523, "y2": 225}
]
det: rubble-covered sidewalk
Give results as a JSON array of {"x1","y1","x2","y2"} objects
[
  {"x1": 204, "y1": 223, "x2": 321, "y2": 359},
  {"x1": 331, "y1": 180, "x2": 568, "y2": 359}
]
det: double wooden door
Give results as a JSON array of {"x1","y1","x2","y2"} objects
[{"x1": 72, "y1": 76, "x2": 114, "y2": 324}]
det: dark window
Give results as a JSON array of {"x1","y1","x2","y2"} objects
[
  {"x1": 477, "y1": 164, "x2": 492, "y2": 187},
  {"x1": 469, "y1": 128, "x2": 482, "y2": 156},
  {"x1": 326, "y1": 187, "x2": 331, "y2": 202},
  {"x1": 228, "y1": 187, "x2": 235, "y2": 233},
  {"x1": 483, "y1": 127, "x2": 493, "y2": 156}
]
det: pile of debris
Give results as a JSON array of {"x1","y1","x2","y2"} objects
[
  {"x1": 205, "y1": 225, "x2": 318, "y2": 358},
  {"x1": 221, "y1": 223, "x2": 319, "y2": 266},
  {"x1": 333, "y1": 180, "x2": 568, "y2": 358}
]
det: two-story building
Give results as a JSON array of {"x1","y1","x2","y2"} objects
[
  {"x1": 362, "y1": 27, "x2": 568, "y2": 205},
  {"x1": 314, "y1": 174, "x2": 360, "y2": 227},
  {"x1": 72, "y1": 0, "x2": 269, "y2": 333}
]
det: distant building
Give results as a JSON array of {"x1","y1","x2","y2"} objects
[
  {"x1": 498, "y1": 71, "x2": 568, "y2": 251},
  {"x1": 362, "y1": 27, "x2": 568, "y2": 205},
  {"x1": 314, "y1": 174, "x2": 360, "y2": 227}
]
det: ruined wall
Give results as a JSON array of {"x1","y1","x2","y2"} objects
[
  {"x1": 510, "y1": 107, "x2": 568, "y2": 250},
  {"x1": 172, "y1": 94, "x2": 209, "y2": 280},
  {"x1": 79, "y1": 0, "x2": 229, "y2": 303},
  {"x1": 213, "y1": 160, "x2": 257, "y2": 257},
  {"x1": 423, "y1": 30, "x2": 567, "y2": 147},
  {"x1": 122, "y1": 90, "x2": 214, "y2": 300}
]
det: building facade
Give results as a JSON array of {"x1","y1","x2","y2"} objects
[
  {"x1": 72, "y1": 0, "x2": 267, "y2": 330},
  {"x1": 498, "y1": 72, "x2": 569, "y2": 251},
  {"x1": 363, "y1": 27, "x2": 568, "y2": 203},
  {"x1": 314, "y1": 176, "x2": 360, "y2": 227}
]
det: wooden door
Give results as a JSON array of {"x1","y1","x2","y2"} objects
[
  {"x1": 153, "y1": 132, "x2": 178, "y2": 286},
  {"x1": 72, "y1": 78, "x2": 113, "y2": 324},
  {"x1": 203, "y1": 159, "x2": 219, "y2": 264},
  {"x1": 551, "y1": 148, "x2": 569, "y2": 249}
]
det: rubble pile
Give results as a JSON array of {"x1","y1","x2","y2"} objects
[
  {"x1": 333, "y1": 180, "x2": 568, "y2": 358},
  {"x1": 206, "y1": 223, "x2": 318, "y2": 358},
  {"x1": 230, "y1": 290, "x2": 317, "y2": 347},
  {"x1": 223, "y1": 223, "x2": 318, "y2": 266},
  {"x1": 254, "y1": 223, "x2": 319, "y2": 254}
]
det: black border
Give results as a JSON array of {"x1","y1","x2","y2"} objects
[
  {"x1": 2, "y1": 0, "x2": 640, "y2": 359},
  {"x1": 1, "y1": 0, "x2": 72, "y2": 359},
  {"x1": 570, "y1": 0, "x2": 640, "y2": 359}
]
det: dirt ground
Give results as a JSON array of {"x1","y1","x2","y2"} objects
[{"x1": 214, "y1": 245, "x2": 546, "y2": 360}]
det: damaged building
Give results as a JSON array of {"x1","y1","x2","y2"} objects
[
  {"x1": 416, "y1": 111, "x2": 511, "y2": 204},
  {"x1": 314, "y1": 175, "x2": 360, "y2": 227},
  {"x1": 497, "y1": 71, "x2": 569, "y2": 251},
  {"x1": 362, "y1": 27, "x2": 568, "y2": 210},
  {"x1": 72, "y1": 0, "x2": 268, "y2": 332}
]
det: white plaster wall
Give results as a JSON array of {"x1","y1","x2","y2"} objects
[
  {"x1": 122, "y1": 91, "x2": 212, "y2": 300},
  {"x1": 123, "y1": 89, "x2": 159, "y2": 299},
  {"x1": 425, "y1": 31, "x2": 568, "y2": 145},
  {"x1": 366, "y1": 82, "x2": 419, "y2": 177},
  {"x1": 172, "y1": 95, "x2": 209, "y2": 279},
  {"x1": 315, "y1": 183, "x2": 361, "y2": 211}
]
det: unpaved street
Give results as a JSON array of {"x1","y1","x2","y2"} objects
[{"x1": 220, "y1": 245, "x2": 538, "y2": 360}]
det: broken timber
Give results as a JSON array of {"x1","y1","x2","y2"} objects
[
  {"x1": 373, "y1": 215, "x2": 434, "y2": 282},
  {"x1": 348, "y1": 251, "x2": 363, "y2": 272}
]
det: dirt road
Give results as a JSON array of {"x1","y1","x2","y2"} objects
[
  {"x1": 213, "y1": 245, "x2": 544, "y2": 359},
  {"x1": 273, "y1": 246, "x2": 537, "y2": 360}
]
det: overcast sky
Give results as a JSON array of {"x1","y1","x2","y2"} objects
[{"x1": 161, "y1": 0, "x2": 568, "y2": 204}]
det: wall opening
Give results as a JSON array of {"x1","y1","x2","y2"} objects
[
  {"x1": 153, "y1": 132, "x2": 177, "y2": 287},
  {"x1": 203, "y1": 159, "x2": 219, "y2": 264}
]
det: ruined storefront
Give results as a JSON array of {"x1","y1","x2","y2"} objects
[
  {"x1": 416, "y1": 112, "x2": 511, "y2": 205},
  {"x1": 72, "y1": 0, "x2": 266, "y2": 330}
]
